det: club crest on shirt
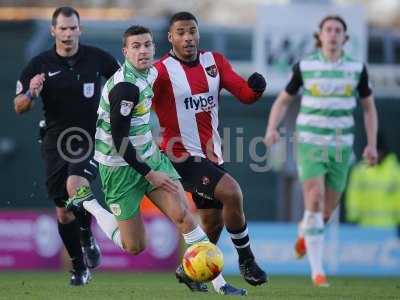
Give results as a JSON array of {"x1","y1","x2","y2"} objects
[
  {"x1": 205, "y1": 65, "x2": 218, "y2": 78},
  {"x1": 83, "y1": 82, "x2": 95, "y2": 98},
  {"x1": 201, "y1": 176, "x2": 210, "y2": 185},
  {"x1": 120, "y1": 100, "x2": 134, "y2": 116}
]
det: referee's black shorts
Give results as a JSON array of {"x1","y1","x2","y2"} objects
[
  {"x1": 41, "y1": 140, "x2": 97, "y2": 208},
  {"x1": 172, "y1": 156, "x2": 226, "y2": 210}
]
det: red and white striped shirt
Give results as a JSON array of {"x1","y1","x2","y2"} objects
[{"x1": 153, "y1": 51, "x2": 262, "y2": 164}]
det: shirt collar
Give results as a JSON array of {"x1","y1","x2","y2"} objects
[
  {"x1": 169, "y1": 50, "x2": 199, "y2": 67},
  {"x1": 51, "y1": 44, "x2": 83, "y2": 66},
  {"x1": 124, "y1": 59, "x2": 149, "y2": 79},
  {"x1": 318, "y1": 50, "x2": 345, "y2": 65}
]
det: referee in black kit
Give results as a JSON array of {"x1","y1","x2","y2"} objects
[{"x1": 14, "y1": 7, "x2": 119, "y2": 285}]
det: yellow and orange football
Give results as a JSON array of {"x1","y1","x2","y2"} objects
[{"x1": 182, "y1": 241, "x2": 224, "y2": 282}]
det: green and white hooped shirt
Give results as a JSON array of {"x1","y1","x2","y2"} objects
[
  {"x1": 285, "y1": 51, "x2": 372, "y2": 148},
  {"x1": 94, "y1": 60, "x2": 158, "y2": 167}
]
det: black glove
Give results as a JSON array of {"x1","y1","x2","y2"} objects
[{"x1": 247, "y1": 72, "x2": 266, "y2": 93}]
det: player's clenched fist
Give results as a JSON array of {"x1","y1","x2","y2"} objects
[
  {"x1": 362, "y1": 145, "x2": 378, "y2": 166},
  {"x1": 29, "y1": 73, "x2": 45, "y2": 97},
  {"x1": 247, "y1": 72, "x2": 266, "y2": 93}
]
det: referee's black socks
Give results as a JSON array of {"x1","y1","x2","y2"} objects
[
  {"x1": 57, "y1": 219, "x2": 86, "y2": 271},
  {"x1": 77, "y1": 212, "x2": 93, "y2": 243}
]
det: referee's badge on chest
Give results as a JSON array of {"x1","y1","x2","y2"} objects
[{"x1": 83, "y1": 82, "x2": 95, "y2": 98}]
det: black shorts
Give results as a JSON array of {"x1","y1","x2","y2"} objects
[
  {"x1": 172, "y1": 156, "x2": 226, "y2": 209},
  {"x1": 41, "y1": 142, "x2": 98, "y2": 207}
]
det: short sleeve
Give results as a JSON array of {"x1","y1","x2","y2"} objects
[
  {"x1": 16, "y1": 57, "x2": 40, "y2": 95},
  {"x1": 357, "y1": 64, "x2": 372, "y2": 98},
  {"x1": 285, "y1": 62, "x2": 303, "y2": 96}
]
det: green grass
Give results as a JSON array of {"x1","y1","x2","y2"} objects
[{"x1": 0, "y1": 272, "x2": 399, "y2": 300}]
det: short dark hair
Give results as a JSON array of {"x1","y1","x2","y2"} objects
[
  {"x1": 123, "y1": 25, "x2": 153, "y2": 47},
  {"x1": 169, "y1": 11, "x2": 198, "y2": 28},
  {"x1": 314, "y1": 15, "x2": 348, "y2": 48},
  {"x1": 52, "y1": 6, "x2": 80, "y2": 26}
]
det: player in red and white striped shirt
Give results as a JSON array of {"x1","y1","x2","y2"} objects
[{"x1": 153, "y1": 12, "x2": 267, "y2": 295}]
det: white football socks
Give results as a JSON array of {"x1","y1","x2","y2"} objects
[
  {"x1": 211, "y1": 273, "x2": 227, "y2": 292},
  {"x1": 303, "y1": 210, "x2": 325, "y2": 277},
  {"x1": 83, "y1": 199, "x2": 123, "y2": 249},
  {"x1": 182, "y1": 225, "x2": 208, "y2": 245}
]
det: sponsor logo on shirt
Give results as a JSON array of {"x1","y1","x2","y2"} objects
[
  {"x1": 184, "y1": 95, "x2": 216, "y2": 112},
  {"x1": 309, "y1": 82, "x2": 354, "y2": 97}
]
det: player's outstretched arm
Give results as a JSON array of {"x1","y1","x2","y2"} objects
[
  {"x1": 264, "y1": 90, "x2": 295, "y2": 147},
  {"x1": 265, "y1": 62, "x2": 302, "y2": 147},
  {"x1": 357, "y1": 65, "x2": 378, "y2": 166},
  {"x1": 215, "y1": 53, "x2": 266, "y2": 103}
]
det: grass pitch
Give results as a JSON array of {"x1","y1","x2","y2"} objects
[{"x1": 0, "y1": 272, "x2": 399, "y2": 300}]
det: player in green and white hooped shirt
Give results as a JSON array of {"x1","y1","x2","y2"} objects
[
  {"x1": 264, "y1": 15, "x2": 378, "y2": 286},
  {"x1": 67, "y1": 26, "x2": 208, "y2": 257}
]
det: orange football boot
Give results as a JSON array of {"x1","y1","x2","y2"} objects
[
  {"x1": 294, "y1": 236, "x2": 307, "y2": 259},
  {"x1": 313, "y1": 274, "x2": 330, "y2": 287}
]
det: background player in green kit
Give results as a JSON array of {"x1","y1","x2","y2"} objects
[
  {"x1": 67, "y1": 26, "x2": 209, "y2": 260},
  {"x1": 264, "y1": 15, "x2": 378, "y2": 287}
]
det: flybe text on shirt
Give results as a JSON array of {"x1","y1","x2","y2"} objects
[{"x1": 184, "y1": 95, "x2": 216, "y2": 111}]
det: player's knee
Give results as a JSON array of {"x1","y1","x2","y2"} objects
[
  {"x1": 215, "y1": 178, "x2": 243, "y2": 206},
  {"x1": 307, "y1": 185, "x2": 324, "y2": 205},
  {"x1": 66, "y1": 183, "x2": 79, "y2": 197},
  {"x1": 66, "y1": 177, "x2": 90, "y2": 197}
]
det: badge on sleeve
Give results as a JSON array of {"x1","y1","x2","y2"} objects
[
  {"x1": 120, "y1": 100, "x2": 134, "y2": 116},
  {"x1": 83, "y1": 82, "x2": 95, "y2": 98},
  {"x1": 16, "y1": 80, "x2": 23, "y2": 95}
]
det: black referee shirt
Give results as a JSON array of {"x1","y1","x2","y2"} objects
[{"x1": 16, "y1": 44, "x2": 120, "y2": 147}]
